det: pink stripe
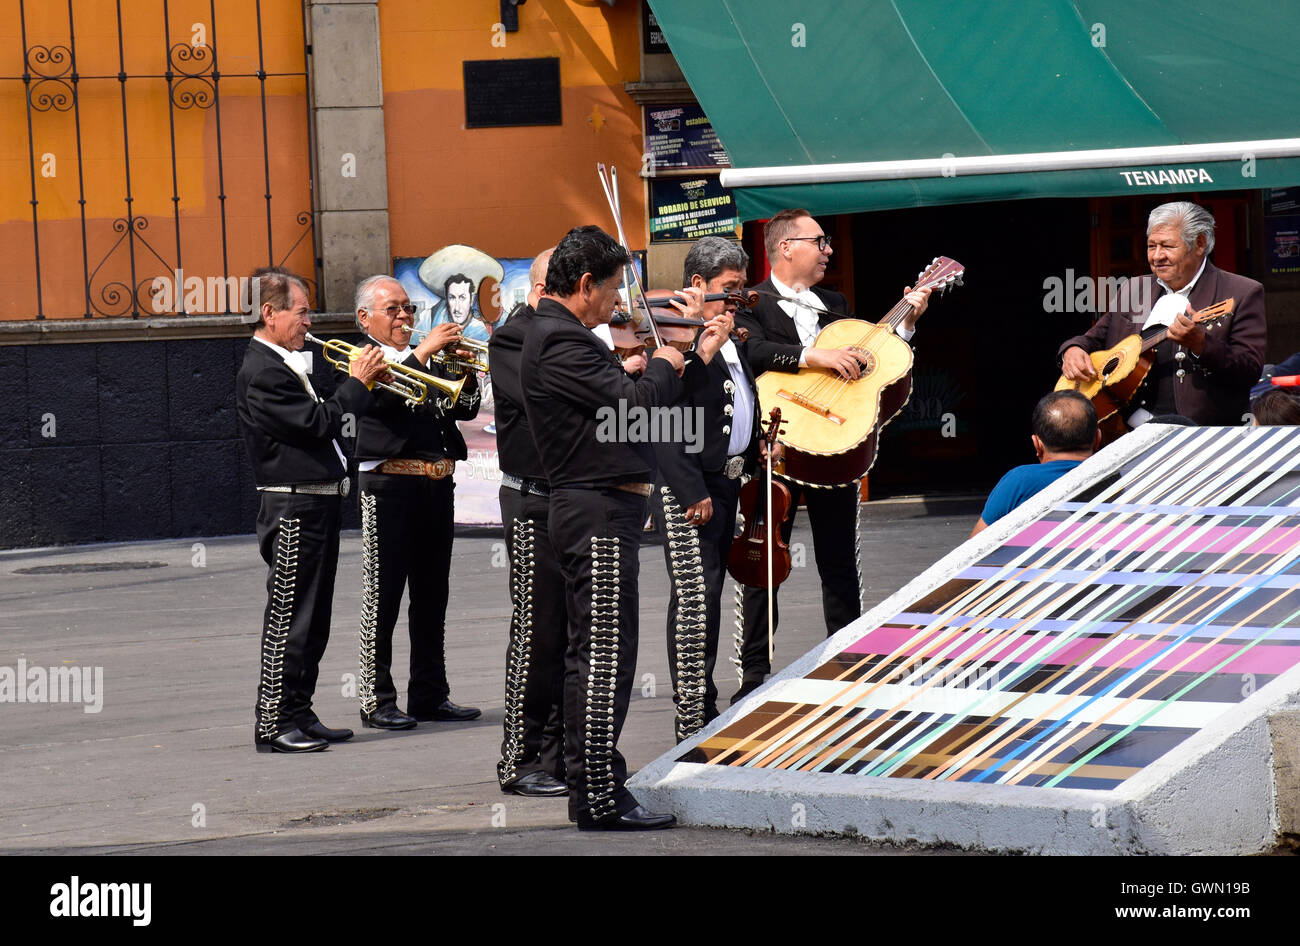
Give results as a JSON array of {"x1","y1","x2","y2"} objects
[
  {"x1": 843, "y1": 626, "x2": 1300, "y2": 675},
  {"x1": 1008, "y1": 521, "x2": 1300, "y2": 554}
]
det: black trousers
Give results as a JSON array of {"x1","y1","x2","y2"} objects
[
  {"x1": 655, "y1": 473, "x2": 741, "y2": 740},
  {"x1": 549, "y1": 487, "x2": 646, "y2": 822},
  {"x1": 254, "y1": 490, "x2": 343, "y2": 736},
  {"x1": 497, "y1": 484, "x2": 566, "y2": 785},
  {"x1": 357, "y1": 472, "x2": 455, "y2": 716},
  {"x1": 739, "y1": 480, "x2": 861, "y2": 683}
]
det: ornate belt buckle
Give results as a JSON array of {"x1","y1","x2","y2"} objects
[
  {"x1": 724, "y1": 455, "x2": 745, "y2": 479},
  {"x1": 340, "y1": 476, "x2": 351, "y2": 498}
]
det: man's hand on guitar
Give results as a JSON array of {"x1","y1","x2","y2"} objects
[
  {"x1": 1166, "y1": 307, "x2": 1206, "y2": 356},
  {"x1": 1061, "y1": 346, "x2": 1098, "y2": 382},
  {"x1": 900, "y1": 284, "x2": 932, "y2": 332},
  {"x1": 806, "y1": 346, "x2": 872, "y2": 380}
]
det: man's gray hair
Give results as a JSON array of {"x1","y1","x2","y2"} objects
[
  {"x1": 1148, "y1": 201, "x2": 1216, "y2": 255},
  {"x1": 682, "y1": 236, "x2": 750, "y2": 286},
  {"x1": 354, "y1": 274, "x2": 402, "y2": 329}
]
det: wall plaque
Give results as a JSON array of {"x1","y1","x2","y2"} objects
[{"x1": 463, "y1": 57, "x2": 561, "y2": 128}]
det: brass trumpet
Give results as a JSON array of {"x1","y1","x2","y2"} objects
[
  {"x1": 431, "y1": 335, "x2": 490, "y2": 375},
  {"x1": 305, "y1": 333, "x2": 466, "y2": 407}
]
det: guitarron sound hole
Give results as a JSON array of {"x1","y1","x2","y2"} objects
[{"x1": 851, "y1": 349, "x2": 876, "y2": 376}]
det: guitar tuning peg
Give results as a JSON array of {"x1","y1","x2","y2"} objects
[{"x1": 932, "y1": 256, "x2": 939, "y2": 265}]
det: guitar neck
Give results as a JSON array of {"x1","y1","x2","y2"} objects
[
  {"x1": 884, "y1": 299, "x2": 913, "y2": 330},
  {"x1": 1137, "y1": 298, "x2": 1233, "y2": 353},
  {"x1": 1139, "y1": 325, "x2": 1173, "y2": 353}
]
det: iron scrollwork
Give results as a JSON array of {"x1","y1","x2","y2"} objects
[
  {"x1": 26, "y1": 44, "x2": 74, "y2": 112},
  {"x1": 167, "y1": 42, "x2": 215, "y2": 110}
]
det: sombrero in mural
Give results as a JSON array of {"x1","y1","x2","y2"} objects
[{"x1": 417, "y1": 244, "x2": 504, "y2": 298}]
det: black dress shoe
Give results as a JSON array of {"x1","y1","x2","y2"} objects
[
  {"x1": 577, "y1": 804, "x2": 677, "y2": 832},
  {"x1": 501, "y1": 771, "x2": 568, "y2": 797},
  {"x1": 729, "y1": 678, "x2": 764, "y2": 705},
  {"x1": 360, "y1": 706, "x2": 418, "y2": 730},
  {"x1": 254, "y1": 728, "x2": 329, "y2": 754},
  {"x1": 301, "y1": 720, "x2": 354, "y2": 742},
  {"x1": 410, "y1": 699, "x2": 481, "y2": 722}
]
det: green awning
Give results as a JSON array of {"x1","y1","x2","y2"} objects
[{"x1": 645, "y1": 0, "x2": 1300, "y2": 220}]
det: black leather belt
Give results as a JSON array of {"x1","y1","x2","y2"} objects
[
  {"x1": 501, "y1": 472, "x2": 551, "y2": 497},
  {"x1": 257, "y1": 477, "x2": 350, "y2": 497}
]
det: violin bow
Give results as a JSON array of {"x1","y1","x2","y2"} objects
[
  {"x1": 597, "y1": 163, "x2": 666, "y2": 349},
  {"x1": 765, "y1": 409, "x2": 784, "y2": 666}
]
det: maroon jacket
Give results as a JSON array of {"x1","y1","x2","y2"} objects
[{"x1": 1057, "y1": 261, "x2": 1266, "y2": 426}]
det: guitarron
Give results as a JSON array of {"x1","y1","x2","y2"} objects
[{"x1": 754, "y1": 256, "x2": 965, "y2": 487}]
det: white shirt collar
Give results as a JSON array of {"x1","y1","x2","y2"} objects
[
  {"x1": 252, "y1": 334, "x2": 295, "y2": 361},
  {"x1": 369, "y1": 336, "x2": 411, "y2": 362},
  {"x1": 770, "y1": 272, "x2": 818, "y2": 305},
  {"x1": 1143, "y1": 258, "x2": 1209, "y2": 330},
  {"x1": 253, "y1": 334, "x2": 311, "y2": 375},
  {"x1": 1156, "y1": 257, "x2": 1207, "y2": 297}
]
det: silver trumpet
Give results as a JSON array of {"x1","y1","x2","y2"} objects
[{"x1": 305, "y1": 333, "x2": 466, "y2": 407}]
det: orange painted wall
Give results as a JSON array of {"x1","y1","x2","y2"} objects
[
  {"x1": 378, "y1": 0, "x2": 647, "y2": 262},
  {"x1": 0, "y1": 0, "x2": 313, "y2": 319}
]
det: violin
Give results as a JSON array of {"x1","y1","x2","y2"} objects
[
  {"x1": 727, "y1": 409, "x2": 792, "y2": 590},
  {"x1": 610, "y1": 289, "x2": 751, "y2": 363}
]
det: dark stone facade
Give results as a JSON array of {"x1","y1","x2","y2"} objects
[{"x1": 0, "y1": 335, "x2": 364, "y2": 549}]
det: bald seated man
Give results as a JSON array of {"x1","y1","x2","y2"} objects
[{"x1": 971, "y1": 390, "x2": 1099, "y2": 537}]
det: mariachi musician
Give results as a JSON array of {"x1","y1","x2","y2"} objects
[
  {"x1": 734, "y1": 209, "x2": 930, "y2": 701},
  {"x1": 489, "y1": 247, "x2": 569, "y2": 797},
  {"x1": 521, "y1": 225, "x2": 730, "y2": 831},
  {"x1": 236, "y1": 267, "x2": 386, "y2": 753},
  {"x1": 1058, "y1": 200, "x2": 1265, "y2": 428},
  {"x1": 351, "y1": 274, "x2": 483, "y2": 731},
  {"x1": 652, "y1": 236, "x2": 762, "y2": 741}
]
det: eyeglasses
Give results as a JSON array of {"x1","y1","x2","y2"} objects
[
  {"x1": 785, "y1": 235, "x2": 831, "y2": 251},
  {"x1": 365, "y1": 303, "x2": 418, "y2": 317}
]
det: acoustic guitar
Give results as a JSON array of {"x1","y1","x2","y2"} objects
[
  {"x1": 754, "y1": 257, "x2": 965, "y2": 487},
  {"x1": 1054, "y1": 297, "x2": 1236, "y2": 435}
]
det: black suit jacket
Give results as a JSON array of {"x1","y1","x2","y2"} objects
[
  {"x1": 236, "y1": 338, "x2": 373, "y2": 486},
  {"x1": 489, "y1": 304, "x2": 547, "y2": 480},
  {"x1": 736, "y1": 277, "x2": 855, "y2": 375},
  {"x1": 352, "y1": 335, "x2": 481, "y2": 464},
  {"x1": 522, "y1": 298, "x2": 707, "y2": 489},
  {"x1": 1057, "y1": 261, "x2": 1266, "y2": 426},
  {"x1": 654, "y1": 348, "x2": 761, "y2": 508}
]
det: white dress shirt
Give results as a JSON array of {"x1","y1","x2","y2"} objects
[
  {"x1": 719, "y1": 339, "x2": 755, "y2": 455},
  {"x1": 770, "y1": 273, "x2": 914, "y2": 367}
]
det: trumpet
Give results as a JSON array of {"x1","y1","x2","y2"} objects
[
  {"x1": 431, "y1": 335, "x2": 490, "y2": 375},
  {"x1": 305, "y1": 333, "x2": 466, "y2": 408}
]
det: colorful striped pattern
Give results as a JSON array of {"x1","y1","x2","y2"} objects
[{"x1": 679, "y1": 426, "x2": 1300, "y2": 790}]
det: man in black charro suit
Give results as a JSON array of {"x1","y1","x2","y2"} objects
[
  {"x1": 652, "y1": 236, "x2": 761, "y2": 741},
  {"x1": 521, "y1": 225, "x2": 730, "y2": 830},
  {"x1": 236, "y1": 268, "x2": 386, "y2": 753},
  {"x1": 351, "y1": 275, "x2": 483, "y2": 731},
  {"x1": 733, "y1": 209, "x2": 931, "y2": 702},
  {"x1": 490, "y1": 247, "x2": 570, "y2": 797}
]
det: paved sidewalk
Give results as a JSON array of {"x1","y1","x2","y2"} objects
[{"x1": 0, "y1": 498, "x2": 981, "y2": 855}]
